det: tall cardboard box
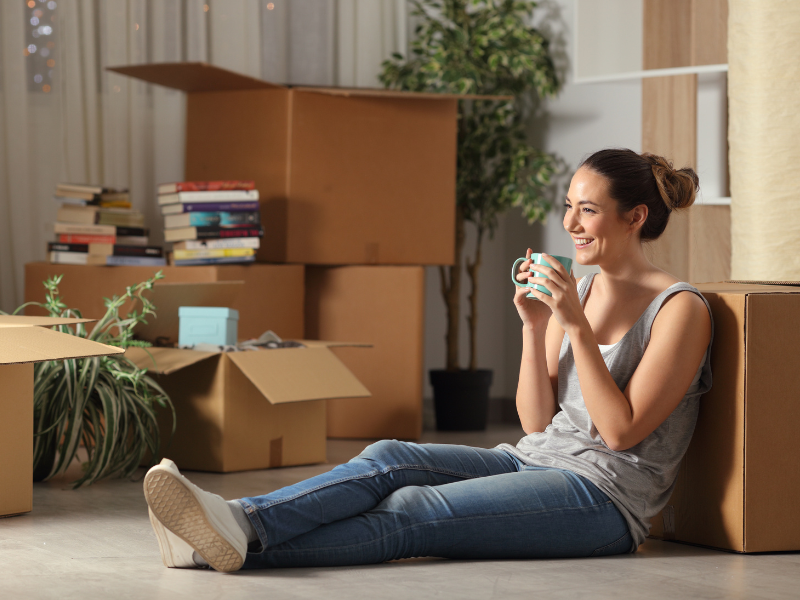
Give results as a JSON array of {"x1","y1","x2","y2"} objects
[
  {"x1": 24, "y1": 262, "x2": 304, "y2": 341},
  {"x1": 105, "y1": 62, "x2": 492, "y2": 266},
  {"x1": 305, "y1": 266, "x2": 425, "y2": 440},
  {"x1": 0, "y1": 316, "x2": 123, "y2": 517},
  {"x1": 648, "y1": 282, "x2": 800, "y2": 552}
]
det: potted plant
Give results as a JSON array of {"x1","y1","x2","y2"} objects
[
  {"x1": 3, "y1": 272, "x2": 174, "y2": 487},
  {"x1": 381, "y1": 0, "x2": 560, "y2": 429}
]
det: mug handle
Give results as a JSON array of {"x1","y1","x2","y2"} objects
[{"x1": 511, "y1": 257, "x2": 529, "y2": 288}]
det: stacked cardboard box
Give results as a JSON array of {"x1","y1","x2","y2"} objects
[
  {"x1": 49, "y1": 183, "x2": 165, "y2": 266},
  {"x1": 158, "y1": 180, "x2": 264, "y2": 266},
  {"x1": 647, "y1": 281, "x2": 800, "y2": 553}
]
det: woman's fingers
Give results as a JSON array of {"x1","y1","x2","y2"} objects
[{"x1": 541, "y1": 253, "x2": 569, "y2": 280}]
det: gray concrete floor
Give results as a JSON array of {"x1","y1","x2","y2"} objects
[{"x1": 2, "y1": 424, "x2": 798, "y2": 599}]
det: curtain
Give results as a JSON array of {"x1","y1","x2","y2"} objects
[{"x1": 0, "y1": 0, "x2": 408, "y2": 311}]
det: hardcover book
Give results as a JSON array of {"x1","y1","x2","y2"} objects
[
  {"x1": 157, "y1": 180, "x2": 255, "y2": 195},
  {"x1": 164, "y1": 225, "x2": 264, "y2": 242},
  {"x1": 157, "y1": 189, "x2": 259, "y2": 206},
  {"x1": 164, "y1": 211, "x2": 260, "y2": 229},
  {"x1": 160, "y1": 201, "x2": 259, "y2": 215}
]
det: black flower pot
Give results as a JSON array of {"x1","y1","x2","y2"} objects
[{"x1": 430, "y1": 369, "x2": 493, "y2": 431}]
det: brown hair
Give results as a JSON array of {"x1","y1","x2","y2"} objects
[{"x1": 579, "y1": 148, "x2": 699, "y2": 241}]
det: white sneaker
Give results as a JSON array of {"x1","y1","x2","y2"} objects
[
  {"x1": 143, "y1": 458, "x2": 247, "y2": 573},
  {"x1": 148, "y1": 507, "x2": 199, "y2": 568}
]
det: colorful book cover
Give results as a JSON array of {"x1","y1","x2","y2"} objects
[
  {"x1": 164, "y1": 225, "x2": 264, "y2": 242},
  {"x1": 172, "y1": 247, "x2": 255, "y2": 260},
  {"x1": 160, "y1": 201, "x2": 259, "y2": 215},
  {"x1": 164, "y1": 211, "x2": 260, "y2": 229}
]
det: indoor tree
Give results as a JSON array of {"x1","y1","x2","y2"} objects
[{"x1": 380, "y1": 0, "x2": 561, "y2": 372}]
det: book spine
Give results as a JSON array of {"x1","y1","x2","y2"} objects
[
  {"x1": 54, "y1": 223, "x2": 116, "y2": 235},
  {"x1": 173, "y1": 255, "x2": 256, "y2": 266},
  {"x1": 112, "y1": 245, "x2": 164, "y2": 257},
  {"x1": 166, "y1": 201, "x2": 260, "y2": 214},
  {"x1": 49, "y1": 251, "x2": 88, "y2": 265},
  {"x1": 176, "y1": 238, "x2": 261, "y2": 250},
  {"x1": 160, "y1": 180, "x2": 255, "y2": 193},
  {"x1": 177, "y1": 211, "x2": 260, "y2": 227},
  {"x1": 114, "y1": 226, "x2": 149, "y2": 237},
  {"x1": 104, "y1": 255, "x2": 167, "y2": 267},
  {"x1": 58, "y1": 234, "x2": 117, "y2": 244},
  {"x1": 177, "y1": 190, "x2": 259, "y2": 202},
  {"x1": 48, "y1": 242, "x2": 89, "y2": 253},
  {"x1": 173, "y1": 247, "x2": 255, "y2": 260},
  {"x1": 195, "y1": 226, "x2": 263, "y2": 239}
]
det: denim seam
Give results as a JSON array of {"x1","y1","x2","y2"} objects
[
  {"x1": 590, "y1": 531, "x2": 631, "y2": 556},
  {"x1": 236, "y1": 498, "x2": 269, "y2": 547},
  {"x1": 253, "y1": 464, "x2": 482, "y2": 512},
  {"x1": 262, "y1": 500, "x2": 617, "y2": 556}
]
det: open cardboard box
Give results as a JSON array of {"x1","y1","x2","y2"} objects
[
  {"x1": 126, "y1": 281, "x2": 371, "y2": 472},
  {"x1": 648, "y1": 281, "x2": 800, "y2": 552},
  {"x1": 107, "y1": 62, "x2": 509, "y2": 266},
  {"x1": 0, "y1": 316, "x2": 123, "y2": 517}
]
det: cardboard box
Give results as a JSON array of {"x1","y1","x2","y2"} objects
[
  {"x1": 648, "y1": 282, "x2": 800, "y2": 552},
  {"x1": 105, "y1": 62, "x2": 504, "y2": 266},
  {"x1": 305, "y1": 266, "x2": 425, "y2": 440},
  {"x1": 24, "y1": 262, "x2": 304, "y2": 341},
  {"x1": 0, "y1": 316, "x2": 123, "y2": 517},
  {"x1": 126, "y1": 340, "x2": 370, "y2": 473}
]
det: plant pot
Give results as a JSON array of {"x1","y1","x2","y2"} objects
[{"x1": 430, "y1": 369, "x2": 493, "y2": 431}]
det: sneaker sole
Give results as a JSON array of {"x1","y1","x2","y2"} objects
[{"x1": 144, "y1": 469, "x2": 244, "y2": 573}]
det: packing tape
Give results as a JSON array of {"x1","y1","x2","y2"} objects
[
  {"x1": 269, "y1": 436, "x2": 283, "y2": 468},
  {"x1": 662, "y1": 505, "x2": 675, "y2": 540}
]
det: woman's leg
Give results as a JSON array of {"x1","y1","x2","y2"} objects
[
  {"x1": 242, "y1": 466, "x2": 632, "y2": 569},
  {"x1": 237, "y1": 439, "x2": 522, "y2": 550}
]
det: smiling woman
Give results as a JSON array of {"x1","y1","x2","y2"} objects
[{"x1": 141, "y1": 150, "x2": 713, "y2": 570}]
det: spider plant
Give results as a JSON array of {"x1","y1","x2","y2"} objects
[{"x1": 3, "y1": 272, "x2": 174, "y2": 488}]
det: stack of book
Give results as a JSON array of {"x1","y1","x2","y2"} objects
[
  {"x1": 159, "y1": 180, "x2": 263, "y2": 266},
  {"x1": 48, "y1": 183, "x2": 166, "y2": 266}
]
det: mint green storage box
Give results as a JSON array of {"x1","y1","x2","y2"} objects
[{"x1": 178, "y1": 306, "x2": 239, "y2": 346}]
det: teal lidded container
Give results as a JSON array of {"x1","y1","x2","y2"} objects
[{"x1": 178, "y1": 306, "x2": 239, "y2": 347}]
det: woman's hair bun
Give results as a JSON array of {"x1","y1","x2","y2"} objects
[{"x1": 642, "y1": 153, "x2": 699, "y2": 212}]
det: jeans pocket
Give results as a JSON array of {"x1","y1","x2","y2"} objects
[{"x1": 590, "y1": 531, "x2": 632, "y2": 557}]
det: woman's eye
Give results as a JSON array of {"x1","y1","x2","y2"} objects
[
  {"x1": 582, "y1": 208, "x2": 596, "y2": 214},
  {"x1": 564, "y1": 203, "x2": 571, "y2": 210}
]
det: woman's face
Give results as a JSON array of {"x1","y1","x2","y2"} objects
[{"x1": 563, "y1": 166, "x2": 642, "y2": 266}]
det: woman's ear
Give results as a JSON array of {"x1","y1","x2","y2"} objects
[{"x1": 628, "y1": 204, "x2": 648, "y2": 233}]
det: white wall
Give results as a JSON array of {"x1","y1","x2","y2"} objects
[{"x1": 422, "y1": 0, "x2": 643, "y2": 420}]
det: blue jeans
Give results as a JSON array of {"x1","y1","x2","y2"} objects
[{"x1": 237, "y1": 440, "x2": 632, "y2": 569}]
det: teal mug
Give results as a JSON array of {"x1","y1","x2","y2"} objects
[{"x1": 512, "y1": 253, "x2": 573, "y2": 298}]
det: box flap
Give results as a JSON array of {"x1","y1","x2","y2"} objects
[
  {"x1": 124, "y1": 346, "x2": 219, "y2": 374},
  {"x1": 227, "y1": 347, "x2": 370, "y2": 404},
  {"x1": 137, "y1": 281, "x2": 244, "y2": 345},
  {"x1": 0, "y1": 315, "x2": 94, "y2": 328},
  {"x1": 696, "y1": 282, "x2": 800, "y2": 294},
  {"x1": 294, "y1": 86, "x2": 514, "y2": 101},
  {"x1": 107, "y1": 62, "x2": 284, "y2": 92},
  {"x1": 297, "y1": 340, "x2": 373, "y2": 349},
  {"x1": 0, "y1": 326, "x2": 123, "y2": 365},
  {"x1": 725, "y1": 279, "x2": 800, "y2": 287}
]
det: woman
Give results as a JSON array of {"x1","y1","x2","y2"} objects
[{"x1": 144, "y1": 148, "x2": 713, "y2": 572}]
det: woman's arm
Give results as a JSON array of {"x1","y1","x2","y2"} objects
[
  {"x1": 515, "y1": 314, "x2": 563, "y2": 434},
  {"x1": 570, "y1": 291, "x2": 711, "y2": 451},
  {"x1": 527, "y1": 255, "x2": 712, "y2": 451}
]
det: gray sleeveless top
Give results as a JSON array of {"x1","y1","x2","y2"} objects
[{"x1": 496, "y1": 273, "x2": 714, "y2": 551}]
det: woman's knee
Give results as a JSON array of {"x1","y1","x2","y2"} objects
[{"x1": 352, "y1": 439, "x2": 409, "y2": 466}]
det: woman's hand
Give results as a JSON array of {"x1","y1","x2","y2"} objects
[
  {"x1": 527, "y1": 253, "x2": 587, "y2": 335},
  {"x1": 513, "y1": 248, "x2": 554, "y2": 333}
]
